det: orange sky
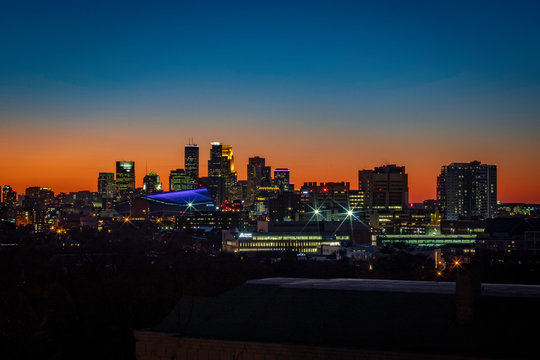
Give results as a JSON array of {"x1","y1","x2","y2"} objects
[{"x1": 1, "y1": 120, "x2": 539, "y2": 203}]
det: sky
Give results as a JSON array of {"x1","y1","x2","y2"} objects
[{"x1": 1, "y1": 0, "x2": 539, "y2": 203}]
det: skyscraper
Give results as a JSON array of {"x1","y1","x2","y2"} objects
[
  {"x1": 185, "y1": 143, "x2": 199, "y2": 185},
  {"x1": 437, "y1": 161, "x2": 497, "y2": 220},
  {"x1": 247, "y1": 156, "x2": 272, "y2": 205},
  {"x1": 358, "y1": 165, "x2": 409, "y2": 211},
  {"x1": 143, "y1": 172, "x2": 163, "y2": 194},
  {"x1": 207, "y1": 142, "x2": 237, "y2": 203},
  {"x1": 97, "y1": 172, "x2": 116, "y2": 199},
  {"x1": 273, "y1": 168, "x2": 290, "y2": 192},
  {"x1": 1, "y1": 185, "x2": 17, "y2": 217},
  {"x1": 116, "y1": 161, "x2": 135, "y2": 199}
]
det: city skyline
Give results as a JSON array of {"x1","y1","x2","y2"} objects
[{"x1": 0, "y1": 138, "x2": 524, "y2": 204}]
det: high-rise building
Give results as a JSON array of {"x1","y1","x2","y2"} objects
[
  {"x1": 207, "y1": 142, "x2": 237, "y2": 202},
  {"x1": 97, "y1": 173, "x2": 116, "y2": 199},
  {"x1": 2, "y1": 185, "x2": 17, "y2": 207},
  {"x1": 169, "y1": 169, "x2": 193, "y2": 191},
  {"x1": 1, "y1": 185, "x2": 17, "y2": 218},
  {"x1": 24, "y1": 187, "x2": 54, "y2": 210},
  {"x1": 185, "y1": 143, "x2": 199, "y2": 185},
  {"x1": 116, "y1": 161, "x2": 135, "y2": 199},
  {"x1": 274, "y1": 168, "x2": 291, "y2": 192},
  {"x1": 143, "y1": 172, "x2": 163, "y2": 194},
  {"x1": 22, "y1": 187, "x2": 55, "y2": 232},
  {"x1": 247, "y1": 156, "x2": 272, "y2": 205},
  {"x1": 358, "y1": 165, "x2": 409, "y2": 211},
  {"x1": 437, "y1": 161, "x2": 497, "y2": 220}
]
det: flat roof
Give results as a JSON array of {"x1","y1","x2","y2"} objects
[{"x1": 247, "y1": 277, "x2": 540, "y2": 298}]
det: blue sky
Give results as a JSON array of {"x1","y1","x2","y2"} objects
[{"x1": 2, "y1": 0, "x2": 539, "y2": 129}]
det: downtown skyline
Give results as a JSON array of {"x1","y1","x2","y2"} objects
[{"x1": 0, "y1": 136, "x2": 528, "y2": 204}]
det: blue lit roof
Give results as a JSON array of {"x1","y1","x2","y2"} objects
[{"x1": 145, "y1": 188, "x2": 214, "y2": 205}]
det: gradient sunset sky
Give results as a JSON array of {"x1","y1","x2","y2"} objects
[{"x1": 1, "y1": 0, "x2": 539, "y2": 203}]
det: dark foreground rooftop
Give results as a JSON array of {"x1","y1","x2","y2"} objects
[{"x1": 142, "y1": 277, "x2": 540, "y2": 359}]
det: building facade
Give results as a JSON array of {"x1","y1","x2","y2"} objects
[
  {"x1": 169, "y1": 169, "x2": 193, "y2": 191},
  {"x1": 273, "y1": 168, "x2": 290, "y2": 192},
  {"x1": 358, "y1": 164, "x2": 409, "y2": 211},
  {"x1": 185, "y1": 143, "x2": 199, "y2": 186},
  {"x1": 116, "y1": 161, "x2": 135, "y2": 199},
  {"x1": 142, "y1": 172, "x2": 163, "y2": 194},
  {"x1": 437, "y1": 161, "x2": 497, "y2": 220}
]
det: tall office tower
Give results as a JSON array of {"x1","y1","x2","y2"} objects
[
  {"x1": 116, "y1": 161, "x2": 135, "y2": 199},
  {"x1": 1, "y1": 185, "x2": 17, "y2": 217},
  {"x1": 358, "y1": 164, "x2": 409, "y2": 211},
  {"x1": 169, "y1": 169, "x2": 193, "y2": 191},
  {"x1": 98, "y1": 173, "x2": 116, "y2": 199},
  {"x1": 185, "y1": 143, "x2": 199, "y2": 185},
  {"x1": 274, "y1": 168, "x2": 291, "y2": 192},
  {"x1": 247, "y1": 156, "x2": 272, "y2": 205},
  {"x1": 143, "y1": 172, "x2": 163, "y2": 194},
  {"x1": 207, "y1": 142, "x2": 237, "y2": 202},
  {"x1": 437, "y1": 161, "x2": 497, "y2": 220},
  {"x1": 208, "y1": 142, "x2": 224, "y2": 177}
]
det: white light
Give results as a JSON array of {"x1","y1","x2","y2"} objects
[
  {"x1": 347, "y1": 210, "x2": 353, "y2": 216},
  {"x1": 314, "y1": 209, "x2": 320, "y2": 215},
  {"x1": 187, "y1": 202, "x2": 193, "y2": 208}
]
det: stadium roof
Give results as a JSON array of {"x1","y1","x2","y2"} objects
[{"x1": 145, "y1": 188, "x2": 214, "y2": 205}]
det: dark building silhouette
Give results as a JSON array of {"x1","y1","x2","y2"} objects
[
  {"x1": 184, "y1": 143, "x2": 199, "y2": 186},
  {"x1": 358, "y1": 164, "x2": 409, "y2": 211}
]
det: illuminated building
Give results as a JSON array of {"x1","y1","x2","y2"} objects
[
  {"x1": 169, "y1": 169, "x2": 193, "y2": 191},
  {"x1": 273, "y1": 168, "x2": 291, "y2": 192},
  {"x1": 247, "y1": 156, "x2": 272, "y2": 206},
  {"x1": 22, "y1": 187, "x2": 55, "y2": 232},
  {"x1": 1, "y1": 185, "x2": 17, "y2": 218},
  {"x1": 185, "y1": 143, "x2": 199, "y2": 186},
  {"x1": 348, "y1": 190, "x2": 365, "y2": 210},
  {"x1": 222, "y1": 230, "x2": 346, "y2": 253},
  {"x1": 358, "y1": 165, "x2": 409, "y2": 211},
  {"x1": 143, "y1": 171, "x2": 163, "y2": 194},
  {"x1": 97, "y1": 172, "x2": 116, "y2": 200},
  {"x1": 207, "y1": 142, "x2": 237, "y2": 202},
  {"x1": 252, "y1": 186, "x2": 280, "y2": 218},
  {"x1": 228, "y1": 180, "x2": 247, "y2": 202},
  {"x1": 116, "y1": 161, "x2": 135, "y2": 199},
  {"x1": 376, "y1": 233, "x2": 477, "y2": 249},
  {"x1": 437, "y1": 161, "x2": 497, "y2": 220}
]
